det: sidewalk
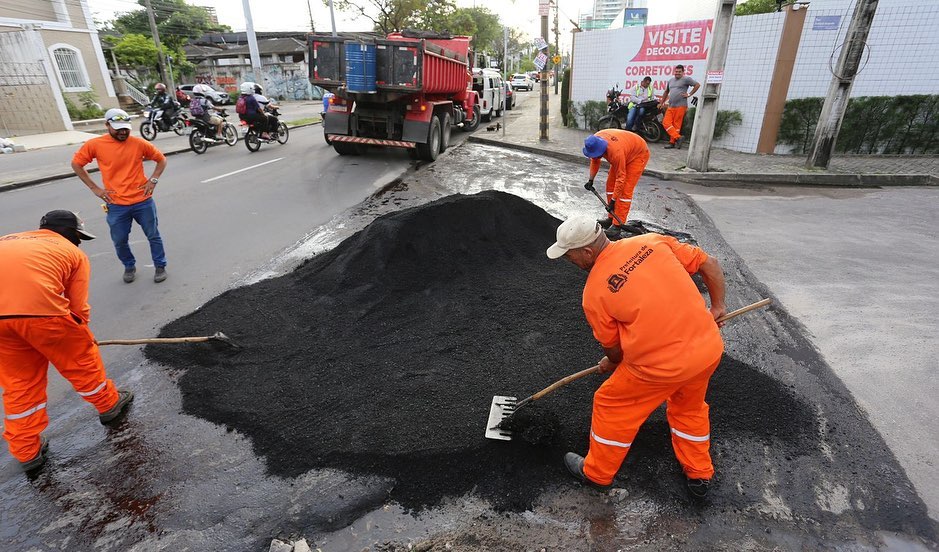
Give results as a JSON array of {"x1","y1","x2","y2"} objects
[
  {"x1": 0, "y1": 100, "x2": 323, "y2": 192},
  {"x1": 470, "y1": 94, "x2": 939, "y2": 187}
]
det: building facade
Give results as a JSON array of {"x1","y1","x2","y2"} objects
[{"x1": 0, "y1": 0, "x2": 118, "y2": 135}]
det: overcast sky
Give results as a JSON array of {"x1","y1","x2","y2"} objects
[{"x1": 85, "y1": 0, "x2": 722, "y2": 54}]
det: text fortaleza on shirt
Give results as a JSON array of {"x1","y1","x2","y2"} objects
[{"x1": 607, "y1": 244, "x2": 654, "y2": 293}]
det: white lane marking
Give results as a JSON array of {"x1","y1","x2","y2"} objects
[{"x1": 200, "y1": 158, "x2": 284, "y2": 183}]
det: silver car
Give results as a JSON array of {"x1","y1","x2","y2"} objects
[{"x1": 179, "y1": 84, "x2": 230, "y2": 105}]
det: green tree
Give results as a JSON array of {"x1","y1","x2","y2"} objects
[
  {"x1": 446, "y1": 7, "x2": 501, "y2": 53},
  {"x1": 735, "y1": 0, "x2": 781, "y2": 16},
  {"x1": 112, "y1": 33, "x2": 159, "y2": 68},
  {"x1": 329, "y1": 0, "x2": 452, "y2": 34},
  {"x1": 107, "y1": 0, "x2": 230, "y2": 50}
]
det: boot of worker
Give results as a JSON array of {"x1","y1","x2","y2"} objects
[
  {"x1": 99, "y1": 389, "x2": 134, "y2": 425},
  {"x1": 19, "y1": 434, "x2": 49, "y2": 473},
  {"x1": 563, "y1": 452, "x2": 612, "y2": 491},
  {"x1": 597, "y1": 217, "x2": 613, "y2": 229}
]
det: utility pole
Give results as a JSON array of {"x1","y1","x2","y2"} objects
[
  {"x1": 553, "y1": 2, "x2": 560, "y2": 95},
  {"x1": 503, "y1": 25, "x2": 508, "y2": 137},
  {"x1": 540, "y1": 0, "x2": 549, "y2": 141},
  {"x1": 328, "y1": 0, "x2": 338, "y2": 36},
  {"x1": 756, "y1": 2, "x2": 808, "y2": 154},
  {"x1": 686, "y1": 0, "x2": 736, "y2": 172},
  {"x1": 806, "y1": 0, "x2": 879, "y2": 168},
  {"x1": 306, "y1": 0, "x2": 316, "y2": 32},
  {"x1": 242, "y1": 0, "x2": 263, "y2": 84},
  {"x1": 143, "y1": 0, "x2": 173, "y2": 90}
]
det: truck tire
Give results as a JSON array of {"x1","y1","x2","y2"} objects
[
  {"x1": 440, "y1": 112, "x2": 451, "y2": 152},
  {"x1": 333, "y1": 142, "x2": 360, "y2": 155},
  {"x1": 462, "y1": 105, "x2": 481, "y2": 132},
  {"x1": 416, "y1": 116, "x2": 442, "y2": 161}
]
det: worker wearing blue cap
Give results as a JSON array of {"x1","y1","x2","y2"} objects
[{"x1": 583, "y1": 129, "x2": 650, "y2": 230}]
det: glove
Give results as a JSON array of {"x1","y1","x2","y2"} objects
[
  {"x1": 584, "y1": 179, "x2": 595, "y2": 191},
  {"x1": 607, "y1": 200, "x2": 616, "y2": 214}
]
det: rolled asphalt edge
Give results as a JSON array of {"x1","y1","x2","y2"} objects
[
  {"x1": 0, "y1": 121, "x2": 321, "y2": 194},
  {"x1": 467, "y1": 135, "x2": 939, "y2": 188}
]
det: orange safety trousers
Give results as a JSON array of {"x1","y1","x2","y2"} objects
[
  {"x1": 0, "y1": 316, "x2": 118, "y2": 462},
  {"x1": 583, "y1": 355, "x2": 721, "y2": 485},
  {"x1": 605, "y1": 149, "x2": 650, "y2": 224},
  {"x1": 663, "y1": 106, "x2": 687, "y2": 144}
]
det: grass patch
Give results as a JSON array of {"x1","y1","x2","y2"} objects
[{"x1": 286, "y1": 117, "x2": 320, "y2": 127}]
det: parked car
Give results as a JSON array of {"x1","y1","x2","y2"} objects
[
  {"x1": 511, "y1": 73, "x2": 534, "y2": 91},
  {"x1": 472, "y1": 68, "x2": 505, "y2": 122},
  {"x1": 504, "y1": 83, "x2": 515, "y2": 110},
  {"x1": 179, "y1": 84, "x2": 230, "y2": 105}
]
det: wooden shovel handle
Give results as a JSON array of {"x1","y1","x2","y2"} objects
[
  {"x1": 525, "y1": 298, "x2": 772, "y2": 404},
  {"x1": 97, "y1": 336, "x2": 213, "y2": 346}
]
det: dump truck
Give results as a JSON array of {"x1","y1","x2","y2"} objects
[{"x1": 308, "y1": 31, "x2": 481, "y2": 161}]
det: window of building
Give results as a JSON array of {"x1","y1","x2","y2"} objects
[{"x1": 49, "y1": 45, "x2": 90, "y2": 91}]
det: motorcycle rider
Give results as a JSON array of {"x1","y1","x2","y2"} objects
[
  {"x1": 149, "y1": 83, "x2": 178, "y2": 131},
  {"x1": 190, "y1": 84, "x2": 224, "y2": 140},
  {"x1": 625, "y1": 77, "x2": 655, "y2": 133},
  {"x1": 237, "y1": 82, "x2": 269, "y2": 140},
  {"x1": 175, "y1": 85, "x2": 190, "y2": 107},
  {"x1": 253, "y1": 84, "x2": 280, "y2": 137}
]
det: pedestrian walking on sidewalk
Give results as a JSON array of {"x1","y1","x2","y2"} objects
[
  {"x1": 0, "y1": 211, "x2": 134, "y2": 473},
  {"x1": 659, "y1": 65, "x2": 700, "y2": 149},
  {"x1": 583, "y1": 129, "x2": 650, "y2": 233},
  {"x1": 546, "y1": 215, "x2": 727, "y2": 499},
  {"x1": 71, "y1": 109, "x2": 169, "y2": 283}
]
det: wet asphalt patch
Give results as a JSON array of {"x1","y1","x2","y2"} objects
[{"x1": 146, "y1": 191, "x2": 825, "y2": 514}]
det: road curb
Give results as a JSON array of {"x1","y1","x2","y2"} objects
[
  {"x1": 0, "y1": 122, "x2": 321, "y2": 194},
  {"x1": 467, "y1": 135, "x2": 937, "y2": 188}
]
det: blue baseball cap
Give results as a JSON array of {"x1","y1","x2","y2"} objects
[{"x1": 583, "y1": 135, "x2": 608, "y2": 158}]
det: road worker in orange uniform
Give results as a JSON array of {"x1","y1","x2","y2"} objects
[
  {"x1": 547, "y1": 215, "x2": 727, "y2": 499},
  {"x1": 583, "y1": 129, "x2": 650, "y2": 232},
  {"x1": 0, "y1": 211, "x2": 134, "y2": 473}
]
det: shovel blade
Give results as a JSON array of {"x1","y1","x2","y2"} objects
[{"x1": 484, "y1": 395, "x2": 517, "y2": 441}]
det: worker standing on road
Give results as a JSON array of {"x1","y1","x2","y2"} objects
[
  {"x1": 659, "y1": 64, "x2": 700, "y2": 150},
  {"x1": 71, "y1": 109, "x2": 169, "y2": 284},
  {"x1": 583, "y1": 128, "x2": 650, "y2": 233},
  {"x1": 0, "y1": 211, "x2": 134, "y2": 473},
  {"x1": 546, "y1": 215, "x2": 727, "y2": 499}
]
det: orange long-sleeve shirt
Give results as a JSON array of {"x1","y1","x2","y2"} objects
[
  {"x1": 582, "y1": 233, "x2": 723, "y2": 383},
  {"x1": 72, "y1": 134, "x2": 166, "y2": 205},
  {"x1": 588, "y1": 129, "x2": 649, "y2": 201},
  {"x1": 0, "y1": 230, "x2": 91, "y2": 322}
]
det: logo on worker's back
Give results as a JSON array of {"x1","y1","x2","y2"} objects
[{"x1": 608, "y1": 273, "x2": 627, "y2": 293}]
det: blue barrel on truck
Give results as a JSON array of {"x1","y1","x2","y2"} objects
[{"x1": 345, "y1": 42, "x2": 377, "y2": 93}]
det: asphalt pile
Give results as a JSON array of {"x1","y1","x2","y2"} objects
[{"x1": 146, "y1": 191, "x2": 816, "y2": 511}]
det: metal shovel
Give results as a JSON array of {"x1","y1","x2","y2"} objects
[{"x1": 485, "y1": 298, "x2": 772, "y2": 441}]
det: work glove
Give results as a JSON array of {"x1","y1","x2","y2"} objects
[
  {"x1": 584, "y1": 179, "x2": 595, "y2": 191},
  {"x1": 607, "y1": 200, "x2": 616, "y2": 214}
]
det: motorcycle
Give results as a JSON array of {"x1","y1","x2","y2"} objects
[
  {"x1": 140, "y1": 104, "x2": 187, "y2": 141},
  {"x1": 242, "y1": 107, "x2": 288, "y2": 152},
  {"x1": 187, "y1": 108, "x2": 239, "y2": 154},
  {"x1": 597, "y1": 86, "x2": 664, "y2": 143}
]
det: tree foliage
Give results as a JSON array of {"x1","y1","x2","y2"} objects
[
  {"x1": 735, "y1": 0, "x2": 781, "y2": 16},
  {"x1": 106, "y1": 0, "x2": 230, "y2": 50},
  {"x1": 109, "y1": 33, "x2": 192, "y2": 80}
]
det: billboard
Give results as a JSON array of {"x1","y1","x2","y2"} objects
[
  {"x1": 623, "y1": 8, "x2": 648, "y2": 27},
  {"x1": 571, "y1": 19, "x2": 713, "y2": 102}
]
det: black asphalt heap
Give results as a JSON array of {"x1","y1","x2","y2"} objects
[{"x1": 142, "y1": 192, "x2": 904, "y2": 532}]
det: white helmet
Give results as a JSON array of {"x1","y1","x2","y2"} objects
[
  {"x1": 240, "y1": 82, "x2": 256, "y2": 95},
  {"x1": 192, "y1": 84, "x2": 206, "y2": 96}
]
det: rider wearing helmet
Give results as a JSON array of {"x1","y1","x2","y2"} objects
[
  {"x1": 192, "y1": 85, "x2": 224, "y2": 139},
  {"x1": 149, "y1": 83, "x2": 178, "y2": 130},
  {"x1": 238, "y1": 82, "x2": 269, "y2": 139},
  {"x1": 253, "y1": 84, "x2": 280, "y2": 137}
]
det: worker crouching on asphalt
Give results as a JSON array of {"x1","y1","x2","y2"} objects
[
  {"x1": 0, "y1": 211, "x2": 134, "y2": 473},
  {"x1": 547, "y1": 215, "x2": 727, "y2": 499},
  {"x1": 583, "y1": 129, "x2": 650, "y2": 235}
]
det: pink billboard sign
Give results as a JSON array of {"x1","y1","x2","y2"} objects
[{"x1": 630, "y1": 20, "x2": 712, "y2": 62}]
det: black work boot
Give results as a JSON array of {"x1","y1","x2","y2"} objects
[
  {"x1": 686, "y1": 477, "x2": 711, "y2": 500},
  {"x1": 564, "y1": 452, "x2": 612, "y2": 492},
  {"x1": 20, "y1": 434, "x2": 49, "y2": 473},
  {"x1": 99, "y1": 390, "x2": 134, "y2": 425},
  {"x1": 123, "y1": 267, "x2": 136, "y2": 283},
  {"x1": 597, "y1": 217, "x2": 613, "y2": 229}
]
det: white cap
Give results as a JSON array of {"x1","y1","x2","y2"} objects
[
  {"x1": 546, "y1": 215, "x2": 602, "y2": 259},
  {"x1": 104, "y1": 108, "x2": 132, "y2": 130}
]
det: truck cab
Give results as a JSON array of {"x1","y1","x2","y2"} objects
[{"x1": 472, "y1": 68, "x2": 505, "y2": 122}]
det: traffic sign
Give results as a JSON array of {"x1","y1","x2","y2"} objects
[{"x1": 552, "y1": 54, "x2": 561, "y2": 65}]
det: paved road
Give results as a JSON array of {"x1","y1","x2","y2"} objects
[{"x1": 684, "y1": 184, "x2": 939, "y2": 521}]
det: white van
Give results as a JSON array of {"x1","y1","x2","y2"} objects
[{"x1": 472, "y1": 68, "x2": 506, "y2": 122}]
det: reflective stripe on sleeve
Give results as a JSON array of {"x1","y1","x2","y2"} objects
[
  {"x1": 76, "y1": 381, "x2": 106, "y2": 397},
  {"x1": 591, "y1": 430, "x2": 631, "y2": 448},
  {"x1": 618, "y1": 199, "x2": 631, "y2": 202},
  {"x1": 5, "y1": 402, "x2": 47, "y2": 420},
  {"x1": 671, "y1": 428, "x2": 710, "y2": 442}
]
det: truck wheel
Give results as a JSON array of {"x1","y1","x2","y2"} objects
[
  {"x1": 416, "y1": 116, "x2": 441, "y2": 161},
  {"x1": 462, "y1": 105, "x2": 481, "y2": 132},
  {"x1": 440, "y1": 112, "x2": 451, "y2": 152},
  {"x1": 333, "y1": 142, "x2": 360, "y2": 155}
]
